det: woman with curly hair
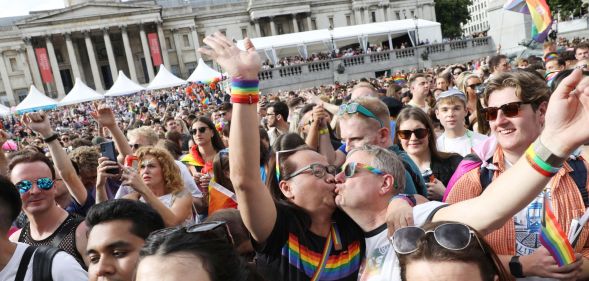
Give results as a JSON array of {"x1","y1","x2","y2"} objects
[{"x1": 121, "y1": 146, "x2": 193, "y2": 227}]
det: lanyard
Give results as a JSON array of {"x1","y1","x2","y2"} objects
[{"x1": 310, "y1": 222, "x2": 342, "y2": 281}]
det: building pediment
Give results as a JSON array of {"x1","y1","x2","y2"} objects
[{"x1": 16, "y1": 2, "x2": 161, "y2": 27}]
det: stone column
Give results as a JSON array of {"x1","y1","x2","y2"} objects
[
  {"x1": 354, "y1": 9, "x2": 361, "y2": 24},
  {"x1": 84, "y1": 30, "x2": 104, "y2": 92},
  {"x1": 0, "y1": 52, "x2": 16, "y2": 106},
  {"x1": 45, "y1": 35, "x2": 66, "y2": 98},
  {"x1": 379, "y1": 7, "x2": 386, "y2": 22},
  {"x1": 103, "y1": 28, "x2": 118, "y2": 82},
  {"x1": 139, "y1": 24, "x2": 155, "y2": 81},
  {"x1": 190, "y1": 26, "x2": 200, "y2": 62},
  {"x1": 383, "y1": 6, "x2": 389, "y2": 21},
  {"x1": 254, "y1": 20, "x2": 262, "y2": 37},
  {"x1": 65, "y1": 32, "x2": 81, "y2": 80},
  {"x1": 269, "y1": 17, "x2": 277, "y2": 35},
  {"x1": 172, "y1": 29, "x2": 186, "y2": 77},
  {"x1": 291, "y1": 14, "x2": 299, "y2": 33},
  {"x1": 306, "y1": 15, "x2": 313, "y2": 31},
  {"x1": 23, "y1": 37, "x2": 43, "y2": 90},
  {"x1": 18, "y1": 48, "x2": 33, "y2": 87},
  {"x1": 121, "y1": 25, "x2": 138, "y2": 82},
  {"x1": 156, "y1": 21, "x2": 171, "y2": 69},
  {"x1": 363, "y1": 8, "x2": 370, "y2": 23}
]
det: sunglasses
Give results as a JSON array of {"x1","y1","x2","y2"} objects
[
  {"x1": 342, "y1": 162, "x2": 384, "y2": 178},
  {"x1": 391, "y1": 223, "x2": 485, "y2": 255},
  {"x1": 15, "y1": 177, "x2": 54, "y2": 194},
  {"x1": 480, "y1": 101, "x2": 529, "y2": 121},
  {"x1": 338, "y1": 103, "x2": 384, "y2": 128},
  {"x1": 191, "y1": 127, "x2": 208, "y2": 134},
  {"x1": 467, "y1": 83, "x2": 482, "y2": 89},
  {"x1": 219, "y1": 112, "x2": 227, "y2": 116},
  {"x1": 130, "y1": 143, "x2": 142, "y2": 150},
  {"x1": 397, "y1": 128, "x2": 428, "y2": 140},
  {"x1": 148, "y1": 221, "x2": 234, "y2": 246},
  {"x1": 282, "y1": 163, "x2": 338, "y2": 181}
]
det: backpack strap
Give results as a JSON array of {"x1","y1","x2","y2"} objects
[
  {"x1": 15, "y1": 246, "x2": 36, "y2": 281},
  {"x1": 32, "y1": 246, "x2": 63, "y2": 281},
  {"x1": 567, "y1": 158, "x2": 589, "y2": 207}
]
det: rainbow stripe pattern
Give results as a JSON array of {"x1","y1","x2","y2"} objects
[
  {"x1": 281, "y1": 233, "x2": 362, "y2": 280},
  {"x1": 527, "y1": 0, "x2": 553, "y2": 42},
  {"x1": 539, "y1": 195, "x2": 576, "y2": 267}
]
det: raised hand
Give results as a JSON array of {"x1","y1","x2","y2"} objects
[
  {"x1": 22, "y1": 111, "x2": 53, "y2": 137},
  {"x1": 541, "y1": 69, "x2": 589, "y2": 156},
  {"x1": 198, "y1": 32, "x2": 261, "y2": 80},
  {"x1": 91, "y1": 102, "x2": 117, "y2": 128}
]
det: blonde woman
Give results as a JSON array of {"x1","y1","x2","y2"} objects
[{"x1": 121, "y1": 146, "x2": 193, "y2": 227}]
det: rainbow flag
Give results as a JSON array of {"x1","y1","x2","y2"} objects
[
  {"x1": 201, "y1": 97, "x2": 210, "y2": 105},
  {"x1": 504, "y1": 0, "x2": 552, "y2": 43},
  {"x1": 539, "y1": 194, "x2": 576, "y2": 267}
]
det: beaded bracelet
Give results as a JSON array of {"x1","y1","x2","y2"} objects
[{"x1": 525, "y1": 141, "x2": 563, "y2": 177}]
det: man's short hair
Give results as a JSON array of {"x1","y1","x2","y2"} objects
[
  {"x1": 484, "y1": 71, "x2": 550, "y2": 110},
  {"x1": 69, "y1": 146, "x2": 100, "y2": 174},
  {"x1": 268, "y1": 101, "x2": 289, "y2": 121},
  {"x1": 218, "y1": 102, "x2": 233, "y2": 112},
  {"x1": 352, "y1": 82, "x2": 378, "y2": 97},
  {"x1": 408, "y1": 73, "x2": 427, "y2": 87},
  {"x1": 348, "y1": 145, "x2": 406, "y2": 192},
  {"x1": 0, "y1": 175, "x2": 21, "y2": 232},
  {"x1": 85, "y1": 199, "x2": 164, "y2": 240},
  {"x1": 379, "y1": 96, "x2": 404, "y2": 118},
  {"x1": 127, "y1": 126, "x2": 159, "y2": 146},
  {"x1": 8, "y1": 150, "x2": 56, "y2": 179},
  {"x1": 575, "y1": 42, "x2": 589, "y2": 55},
  {"x1": 163, "y1": 116, "x2": 175, "y2": 126},
  {"x1": 489, "y1": 54, "x2": 508, "y2": 72},
  {"x1": 351, "y1": 97, "x2": 391, "y2": 130}
]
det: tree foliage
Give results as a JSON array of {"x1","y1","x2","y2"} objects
[
  {"x1": 434, "y1": 0, "x2": 472, "y2": 38},
  {"x1": 547, "y1": 0, "x2": 588, "y2": 19}
]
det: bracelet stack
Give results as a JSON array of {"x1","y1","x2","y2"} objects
[
  {"x1": 525, "y1": 138, "x2": 565, "y2": 177},
  {"x1": 231, "y1": 79, "x2": 260, "y2": 104}
]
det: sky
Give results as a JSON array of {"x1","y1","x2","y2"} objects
[{"x1": 0, "y1": 0, "x2": 65, "y2": 18}]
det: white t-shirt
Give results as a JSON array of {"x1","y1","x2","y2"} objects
[
  {"x1": 357, "y1": 201, "x2": 446, "y2": 281},
  {"x1": 436, "y1": 130, "x2": 488, "y2": 156},
  {"x1": 0, "y1": 242, "x2": 88, "y2": 281}
]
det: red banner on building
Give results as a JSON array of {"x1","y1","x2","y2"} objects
[
  {"x1": 35, "y1": 48, "x2": 53, "y2": 83},
  {"x1": 147, "y1": 33, "x2": 162, "y2": 66}
]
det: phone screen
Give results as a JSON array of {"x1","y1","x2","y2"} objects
[{"x1": 100, "y1": 141, "x2": 119, "y2": 174}]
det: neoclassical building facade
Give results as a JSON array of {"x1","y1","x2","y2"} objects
[{"x1": 0, "y1": 0, "x2": 435, "y2": 105}]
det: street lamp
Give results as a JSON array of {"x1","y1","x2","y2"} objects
[{"x1": 328, "y1": 25, "x2": 336, "y2": 58}]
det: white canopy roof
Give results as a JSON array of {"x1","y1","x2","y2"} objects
[
  {"x1": 105, "y1": 71, "x2": 145, "y2": 97},
  {"x1": 147, "y1": 65, "x2": 187, "y2": 90},
  {"x1": 59, "y1": 78, "x2": 104, "y2": 106},
  {"x1": 237, "y1": 19, "x2": 442, "y2": 50},
  {"x1": 186, "y1": 59, "x2": 223, "y2": 83},
  {"x1": 15, "y1": 85, "x2": 57, "y2": 114},
  {"x1": 0, "y1": 104, "x2": 11, "y2": 116}
]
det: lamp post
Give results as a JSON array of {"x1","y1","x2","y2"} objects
[{"x1": 329, "y1": 25, "x2": 336, "y2": 58}]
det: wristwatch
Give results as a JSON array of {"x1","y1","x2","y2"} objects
[{"x1": 509, "y1": 256, "x2": 525, "y2": 278}]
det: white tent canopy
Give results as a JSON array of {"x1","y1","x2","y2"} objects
[
  {"x1": 0, "y1": 104, "x2": 10, "y2": 116},
  {"x1": 105, "y1": 71, "x2": 145, "y2": 97},
  {"x1": 59, "y1": 78, "x2": 104, "y2": 106},
  {"x1": 147, "y1": 65, "x2": 187, "y2": 90},
  {"x1": 15, "y1": 85, "x2": 57, "y2": 114},
  {"x1": 236, "y1": 19, "x2": 442, "y2": 51},
  {"x1": 186, "y1": 59, "x2": 223, "y2": 83}
]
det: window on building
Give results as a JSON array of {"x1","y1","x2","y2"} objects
[
  {"x1": 410, "y1": 10, "x2": 415, "y2": 18},
  {"x1": 165, "y1": 37, "x2": 172, "y2": 50},
  {"x1": 277, "y1": 23, "x2": 284, "y2": 34},
  {"x1": 311, "y1": 18, "x2": 317, "y2": 30},
  {"x1": 198, "y1": 33, "x2": 205, "y2": 47},
  {"x1": 9, "y1": 58, "x2": 18, "y2": 72},
  {"x1": 371, "y1": 11, "x2": 376, "y2": 22},
  {"x1": 395, "y1": 11, "x2": 400, "y2": 19},
  {"x1": 241, "y1": 28, "x2": 248, "y2": 39},
  {"x1": 182, "y1": 34, "x2": 190, "y2": 48},
  {"x1": 346, "y1": 14, "x2": 351, "y2": 25},
  {"x1": 329, "y1": 16, "x2": 334, "y2": 28}
]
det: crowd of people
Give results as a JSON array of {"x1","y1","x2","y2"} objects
[{"x1": 0, "y1": 32, "x2": 589, "y2": 281}]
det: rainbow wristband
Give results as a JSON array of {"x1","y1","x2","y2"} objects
[
  {"x1": 231, "y1": 79, "x2": 259, "y2": 96},
  {"x1": 231, "y1": 95, "x2": 259, "y2": 104},
  {"x1": 525, "y1": 144, "x2": 561, "y2": 177}
]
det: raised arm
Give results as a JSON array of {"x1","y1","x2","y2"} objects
[
  {"x1": 0, "y1": 130, "x2": 10, "y2": 176},
  {"x1": 435, "y1": 69, "x2": 589, "y2": 234},
  {"x1": 90, "y1": 104, "x2": 133, "y2": 159},
  {"x1": 200, "y1": 32, "x2": 277, "y2": 243},
  {"x1": 22, "y1": 111, "x2": 88, "y2": 206}
]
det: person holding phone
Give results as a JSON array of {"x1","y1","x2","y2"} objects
[{"x1": 395, "y1": 107, "x2": 462, "y2": 201}]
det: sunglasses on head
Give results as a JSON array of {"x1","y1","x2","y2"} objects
[
  {"x1": 390, "y1": 223, "x2": 485, "y2": 255},
  {"x1": 148, "y1": 221, "x2": 234, "y2": 246},
  {"x1": 191, "y1": 127, "x2": 208, "y2": 134},
  {"x1": 15, "y1": 177, "x2": 54, "y2": 194},
  {"x1": 342, "y1": 162, "x2": 384, "y2": 178},
  {"x1": 338, "y1": 103, "x2": 384, "y2": 128},
  {"x1": 282, "y1": 163, "x2": 338, "y2": 181},
  {"x1": 397, "y1": 128, "x2": 428, "y2": 140},
  {"x1": 480, "y1": 101, "x2": 529, "y2": 121}
]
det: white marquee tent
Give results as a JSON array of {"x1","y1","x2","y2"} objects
[
  {"x1": 15, "y1": 85, "x2": 58, "y2": 114},
  {"x1": 0, "y1": 104, "x2": 10, "y2": 116},
  {"x1": 59, "y1": 78, "x2": 104, "y2": 106},
  {"x1": 186, "y1": 59, "x2": 223, "y2": 83},
  {"x1": 105, "y1": 71, "x2": 145, "y2": 97},
  {"x1": 236, "y1": 19, "x2": 442, "y2": 64},
  {"x1": 147, "y1": 65, "x2": 187, "y2": 90}
]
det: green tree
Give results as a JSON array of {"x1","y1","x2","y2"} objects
[
  {"x1": 435, "y1": 0, "x2": 472, "y2": 38},
  {"x1": 547, "y1": 0, "x2": 588, "y2": 19}
]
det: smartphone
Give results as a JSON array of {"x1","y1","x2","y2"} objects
[{"x1": 100, "y1": 141, "x2": 119, "y2": 174}]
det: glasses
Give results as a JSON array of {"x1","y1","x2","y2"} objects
[
  {"x1": 467, "y1": 83, "x2": 482, "y2": 89},
  {"x1": 148, "y1": 221, "x2": 234, "y2": 246},
  {"x1": 391, "y1": 223, "x2": 485, "y2": 255},
  {"x1": 282, "y1": 163, "x2": 338, "y2": 181},
  {"x1": 129, "y1": 143, "x2": 143, "y2": 150},
  {"x1": 480, "y1": 101, "x2": 529, "y2": 121},
  {"x1": 342, "y1": 162, "x2": 384, "y2": 178},
  {"x1": 15, "y1": 177, "x2": 54, "y2": 194},
  {"x1": 338, "y1": 103, "x2": 384, "y2": 128},
  {"x1": 397, "y1": 128, "x2": 429, "y2": 140},
  {"x1": 191, "y1": 127, "x2": 208, "y2": 134}
]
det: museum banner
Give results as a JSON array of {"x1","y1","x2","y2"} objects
[
  {"x1": 35, "y1": 48, "x2": 53, "y2": 83},
  {"x1": 147, "y1": 33, "x2": 162, "y2": 66}
]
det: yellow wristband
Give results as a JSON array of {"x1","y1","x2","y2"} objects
[{"x1": 319, "y1": 128, "x2": 329, "y2": 135}]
